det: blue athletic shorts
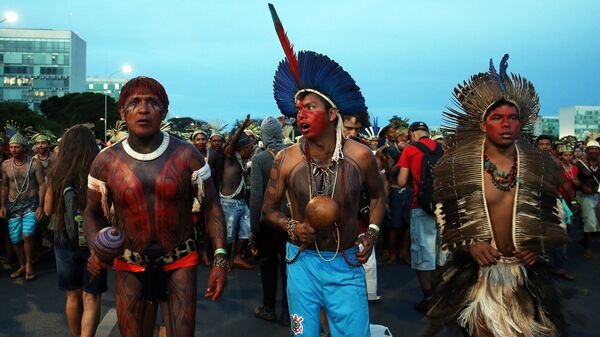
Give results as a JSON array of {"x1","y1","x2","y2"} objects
[
  {"x1": 54, "y1": 237, "x2": 108, "y2": 294},
  {"x1": 8, "y1": 211, "x2": 36, "y2": 244},
  {"x1": 286, "y1": 243, "x2": 370, "y2": 337}
]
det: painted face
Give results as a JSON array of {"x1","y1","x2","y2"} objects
[
  {"x1": 193, "y1": 133, "x2": 208, "y2": 152},
  {"x1": 296, "y1": 93, "x2": 334, "y2": 139},
  {"x1": 559, "y1": 152, "x2": 573, "y2": 164},
  {"x1": 9, "y1": 143, "x2": 26, "y2": 159},
  {"x1": 210, "y1": 136, "x2": 223, "y2": 150},
  {"x1": 35, "y1": 140, "x2": 50, "y2": 155},
  {"x1": 537, "y1": 139, "x2": 553, "y2": 153},
  {"x1": 119, "y1": 88, "x2": 166, "y2": 139},
  {"x1": 481, "y1": 104, "x2": 521, "y2": 148},
  {"x1": 342, "y1": 117, "x2": 362, "y2": 139}
]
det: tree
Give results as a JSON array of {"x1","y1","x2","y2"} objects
[
  {"x1": 0, "y1": 102, "x2": 61, "y2": 135},
  {"x1": 40, "y1": 92, "x2": 119, "y2": 140}
]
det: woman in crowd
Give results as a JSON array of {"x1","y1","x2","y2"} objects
[{"x1": 44, "y1": 125, "x2": 107, "y2": 337}]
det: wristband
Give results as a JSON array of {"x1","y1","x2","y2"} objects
[
  {"x1": 214, "y1": 248, "x2": 227, "y2": 256},
  {"x1": 286, "y1": 218, "x2": 299, "y2": 242},
  {"x1": 212, "y1": 253, "x2": 230, "y2": 269}
]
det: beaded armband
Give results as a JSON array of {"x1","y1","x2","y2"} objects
[
  {"x1": 212, "y1": 253, "x2": 229, "y2": 269},
  {"x1": 286, "y1": 218, "x2": 299, "y2": 242}
]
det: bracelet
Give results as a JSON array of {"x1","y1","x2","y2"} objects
[
  {"x1": 214, "y1": 248, "x2": 227, "y2": 256},
  {"x1": 368, "y1": 224, "x2": 380, "y2": 233},
  {"x1": 212, "y1": 253, "x2": 230, "y2": 269},
  {"x1": 286, "y1": 218, "x2": 299, "y2": 242},
  {"x1": 365, "y1": 226, "x2": 379, "y2": 243}
]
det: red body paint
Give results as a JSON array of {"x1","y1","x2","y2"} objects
[
  {"x1": 296, "y1": 94, "x2": 330, "y2": 139},
  {"x1": 483, "y1": 105, "x2": 521, "y2": 148},
  {"x1": 108, "y1": 157, "x2": 151, "y2": 243}
]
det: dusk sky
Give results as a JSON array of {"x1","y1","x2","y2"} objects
[{"x1": 3, "y1": 0, "x2": 599, "y2": 127}]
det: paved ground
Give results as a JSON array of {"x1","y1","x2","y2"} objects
[{"x1": 1, "y1": 232, "x2": 600, "y2": 337}]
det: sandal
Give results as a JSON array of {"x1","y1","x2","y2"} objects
[
  {"x1": 25, "y1": 272, "x2": 37, "y2": 281},
  {"x1": 10, "y1": 267, "x2": 25, "y2": 279}
]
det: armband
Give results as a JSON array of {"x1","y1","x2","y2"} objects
[
  {"x1": 191, "y1": 164, "x2": 212, "y2": 208},
  {"x1": 88, "y1": 174, "x2": 109, "y2": 218}
]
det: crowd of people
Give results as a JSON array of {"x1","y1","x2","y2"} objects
[{"x1": 1, "y1": 6, "x2": 600, "y2": 337}]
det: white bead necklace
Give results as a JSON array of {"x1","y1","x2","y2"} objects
[{"x1": 122, "y1": 131, "x2": 170, "y2": 161}]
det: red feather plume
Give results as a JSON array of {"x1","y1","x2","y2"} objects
[{"x1": 268, "y1": 4, "x2": 300, "y2": 86}]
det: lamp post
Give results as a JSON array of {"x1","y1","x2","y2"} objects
[
  {"x1": 104, "y1": 64, "x2": 132, "y2": 142},
  {"x1": 0, "y1": 11, "x2": 18, "y2": 24}
]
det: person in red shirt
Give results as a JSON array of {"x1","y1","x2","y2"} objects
[{"x1": 397, "y1": 121, "x2": 443, "y2": 312}]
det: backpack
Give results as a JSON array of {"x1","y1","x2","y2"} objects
[
  {"x1": 411, "y1": 141, "x2": 443, "y2": 215},
  {"x1": 63, "y1": 186, "x2": 86, "y2": 247}
]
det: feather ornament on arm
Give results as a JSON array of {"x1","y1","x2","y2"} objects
[{"x1": 268, "y1": 3, "x2": 300, "y2": 86}]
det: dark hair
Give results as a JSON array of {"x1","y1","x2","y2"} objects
[
  {"x1": 342, "y1": 111, "x2": 371, "y2": 128},
  {"x1": 296, "y1": 91, "x2": 333, "y2": 112},
  {"x1": 118, "y1": 76, "x2": 169, "y2": 113},
  {"x1": 535, "y1": 134, "x2": 553, "y2": 146},
  {"x1": 484, "y1": 99, "x2": 519, "y2": 120},
  {"x1": 48, "y1": 125, "x2": 99, "y2": 235}
]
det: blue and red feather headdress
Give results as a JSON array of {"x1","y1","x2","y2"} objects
[{"x1": 269, "y1": 4, "x2": 368, "y2": 118}]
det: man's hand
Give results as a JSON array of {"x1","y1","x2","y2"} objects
[
  {"x1": 514, "y1": 250, "x2": 538, "y2": 266},
  {"x1": 355, "y1": 234, "x2": 375, "y2": 264},
  {"x1": 293, "y1": 222, "x2": 317, "y2": 244},
  {"x1": 204, "y1": 266, "x2": 227, "y2": 301},
  {"x1": 87, "y1": 252, "x2": 109, "y2": 278},
  {"x1": 241, "y1": 114, "x2": 251, "y2": 128},
  {"x1": 0, "y1": 206, "x2": 6, "y2": 218},
  {"x1": 35, "y1": 206, "x2": 44, "y2": 221},
  {"x1": 468, "y1": 242, "x2": 502, "y2": 266}
]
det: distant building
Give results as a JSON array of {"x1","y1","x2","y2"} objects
[
  {"x1": 533, "y1": 116, "x2": 559, "y2": 139},
  {"x1": 559, "y1": 106, "x2": 600, "y2": 140},
  {"x1": 0, "y1": 28, "x2": 86, "y2": 112},
  {"x1": 86, "y1": 77, "x2": 128, "y2": 101}
]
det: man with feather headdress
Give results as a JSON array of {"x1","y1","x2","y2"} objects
[
  {"x1": 261, "y1": 4, "x2": 385, "y2": 336},
  {"x1": 426, "y1": 55, "x2": 569, "y2": 337}
]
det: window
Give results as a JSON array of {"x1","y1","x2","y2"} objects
[
  {"x1": 40, "y1": 67, "x2": 64, "y2": 75},
  {"x1": 88, "y1": 83, "x2": 94, "y2": 90},
  {"x1": 114, "y1": 83, "x2": 120, "y2": 90},
  {"x1": 4, "y1": 65, "x2": 32, "y2": 74}
]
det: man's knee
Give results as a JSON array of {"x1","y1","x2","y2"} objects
[
  {"x1": 82, "y1": 291, "x2": 101, "y2": 305},
  {"x1": 22, "y1": 233, "x2": 34, "y2": 241}
]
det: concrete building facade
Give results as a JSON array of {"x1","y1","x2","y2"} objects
[
  {"x1": 86, "y1": 77, "x2": 128, "y2": 102},
  {"x1": 0, "y1": 28, "x2": 86, "y2": 111},
  {"x1": 559, "y1": 106, "x2": 600, "y2": 140}
]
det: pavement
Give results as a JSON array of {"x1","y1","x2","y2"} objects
[{"x1": 1, "y1": 232, "x2": 600, "y2": 337}]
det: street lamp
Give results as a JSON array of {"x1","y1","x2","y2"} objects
[
  {"x1": 104, "y1": 64, "x2": 132, "y2": 142},
  {"x1": 0, "y1": 11, "x2": 18, "y2": 23}
]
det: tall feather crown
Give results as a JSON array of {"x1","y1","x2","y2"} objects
[
  {"x1": 269, "y1": 4, "x2": 367, "y2": 118},
  {"x1": 443, "y1": 54, "x2": 540, "y2": 133}
]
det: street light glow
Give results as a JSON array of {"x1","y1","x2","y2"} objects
[
  {"x1": 121, "y1": 64, "x2": 133, "y2": 74},
  {"x1": 4, "y1": 11, "x2": 18, "y2": 23}
]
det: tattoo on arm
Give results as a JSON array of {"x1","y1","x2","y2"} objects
[
  {"x1": 203, "y1": 177, "x2": 226, "y2": 250},
  {"x1": 83, "y1": 152, "x2": 112, "y2": 243},
  {"x1": 262, "y1": 150, "x2": 289, "y2": 233}
]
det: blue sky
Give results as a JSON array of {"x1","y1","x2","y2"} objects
[{"x1": 3, "y1": 0, "x2": 599, "y2": 127}]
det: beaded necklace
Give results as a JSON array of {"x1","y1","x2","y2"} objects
[{"x1": 483, "y1": 152, "x2": 518, "y2": 192}]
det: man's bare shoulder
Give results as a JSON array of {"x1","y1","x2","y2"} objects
[
  {"x1": 345, "y1": 139, "x2": 375, "y2": 162},
  {"x1": 278, "y1": 143, "x2": 303, "y2": 165}
]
